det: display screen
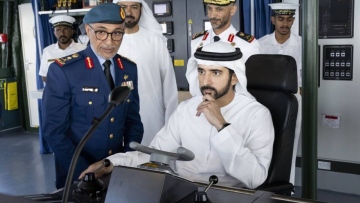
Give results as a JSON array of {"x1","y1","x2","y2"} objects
[
  {"x1": 154, "y1": 4, "x2": 167, "y2": 15},
  {"x1": 318, "y1": 0, "x2": 353, "y2": 38},
  {"x1": 160, "y1": 23, "x2": 167, "y2": 34},
  {"x1": 153, "y1": 1, "x2": 172, "y2": 16}
]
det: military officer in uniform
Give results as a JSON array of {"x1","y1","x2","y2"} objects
[
  {"x1": 187, "y1": 0, "x2": 260, "y2": 97},
  {"x1": 258, "y1": 3, "x2": 301, "y2": 187},
  {"x1": 190, "y1": 0, "x2": 259, "y2": 61},
  {"x1": 39, "y1": 15, "x2": 86, "y2": 82},
  {"x1": 42, "y1": 3, "x2": 143, "y2": 189}
]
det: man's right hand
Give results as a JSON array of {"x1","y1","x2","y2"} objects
[{"x1": 79, "y1": 160, "x2": 114, "y2": 180}]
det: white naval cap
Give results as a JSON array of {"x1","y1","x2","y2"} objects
[
  {"x1": 49, "y1": 15, "x2": 76, "y2": 28},
  {"x1": 269, "y1": 3, "x2": 299, "y2": 16}
]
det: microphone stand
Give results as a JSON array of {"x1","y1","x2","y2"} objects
[{"x1": 62, "y1": 101, "x2": 117, "y2": 203}]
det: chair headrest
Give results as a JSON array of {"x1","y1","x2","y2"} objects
[{"x1": 245, "y1": 54, "x2": 298, "y2": 94}]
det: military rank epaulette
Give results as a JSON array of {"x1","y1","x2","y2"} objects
[
  {"x1": 236, "y1": 31, "x2": 255, "y2": 43},
  {"x1": 54, "y1": 53, "x2": 82, "y2": 67},
  {"x1": 192, "y1": 30, "x2": 208, "y2": 40}
]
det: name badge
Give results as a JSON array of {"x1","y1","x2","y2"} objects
[{"x1": 82, "y1": 87, "x2": 99, "y2": 92}]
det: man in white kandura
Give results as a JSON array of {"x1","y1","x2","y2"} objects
[
  {"x1": 258, "y1": 3, "x2": 301, "y2": 186},
  {"x1": 187, "y1": 0, "x2": 259, "y2": 97},
  {"x1": 81, "y1": 42, "x2": 275, "y2": 189},
  {"x1": 39, "y1": 15, "x2": 86, "y2": 82},
  {"x1": 113, "y1": 0, "x2": 178, "y2": 146}
]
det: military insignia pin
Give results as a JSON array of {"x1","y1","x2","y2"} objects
[
  {"x1": 72, "y1": 53, "x2": 79, "y2": 58},
  {"x1": 85, "y1": 57, "x2": 94, "y2": 69},
  {"x1": 124, "y1": 75, "x2": 129, "y2": 81},
  {"x1": 120, "y1": 8, "x2": 126, "y2": 20},
  {"x1": 117, "y1": 58, "x2": 124, "y2": 69}
]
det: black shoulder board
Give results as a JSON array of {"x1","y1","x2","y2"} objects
[
  {"x1": 236, "y1": 31, "x2": 255, "y2": 43},
  {"x1": 192, "y1": 30, "x2": 207, "y2": 40},
  {"x1": 54, "y1": 53, "x2": 82, "y2": 67}
]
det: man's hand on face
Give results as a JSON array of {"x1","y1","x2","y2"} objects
[
  {"x1": 196, "y1": 94, "x2": 227, "y2": 131},
  {"x1": 79, "y1": 160, "x2": 114, "y2": 180}
]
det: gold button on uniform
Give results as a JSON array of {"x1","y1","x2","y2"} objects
[
  {"x1": 88, "y1": 101, "x2": 92, "y2": 105},
  {"x1": 109, "y1": 150, "x2": 113, "y2": 155},
  {"x1": 127, "y1": 99, "x2": 130, "y2": 103},
  {"x1": 110, "y1": 117, "x2": 114, "y2": 122},
  {"x1": 109, "y1": 134, "x2": 113, "y2": 139}
]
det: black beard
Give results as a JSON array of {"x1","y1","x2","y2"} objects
[
  {"x1": 124, "y1": 12, "x2": 141, "y2": 29},
  {"x1": 200, "y1": 75, "x2": 232, "y2": 99}
]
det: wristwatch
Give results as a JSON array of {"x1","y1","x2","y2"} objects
[{"x1": 218, "y1": 123, "x2": 231, "y2": 132}]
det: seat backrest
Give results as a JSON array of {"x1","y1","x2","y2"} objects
[{"x1": 245, "y1": 54, "x2": 298, "y2": 190}]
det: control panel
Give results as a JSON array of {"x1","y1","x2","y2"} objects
[
  {"x1": 147, "y1": 0, "x2": 189, "y2": 90},
  {"x1": 323, "y1": 45, "x2": 353, "y2": 80}
]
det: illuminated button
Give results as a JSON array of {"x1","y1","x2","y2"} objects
[
  {"x1": 127, "y1": 99, "x2": 130, "y2": 103},
  {"x1": 109, "y1": 150, "x2": 113, "y2": 155},
  {"x1": 110, "y1": 117, "x2": 115, "y2": 122},
  {"x1": 88, "y1": 101, "x2": 92, "y2": 105},
  {"x1": 109, "y1": 134, "x2": 114, "y2": 139}
]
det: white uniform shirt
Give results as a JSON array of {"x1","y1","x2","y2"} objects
[
  {"x1": 108, "y1": 94, "x2": 274, "y2": 189},
  {"x1": 190, "y1": 25, "x2": 260, "y2": 62},
  {"x1": 258, "y1": 32, "x2": 302, "y2": 87},
  {"x1": 118, "y1": 27, "x2": 178, "y2": 146},
  {"x1": 39, "y1": 40, "x2": 86, "y2": 77}
]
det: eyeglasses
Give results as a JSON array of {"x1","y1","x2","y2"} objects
[{"x1": 88, "y1": 24, "x2": 124, "y2": 41}]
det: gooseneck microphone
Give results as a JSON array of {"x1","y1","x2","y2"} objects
[{"x1": 62, "y1": 86, "x2": 131, "y2": 203}]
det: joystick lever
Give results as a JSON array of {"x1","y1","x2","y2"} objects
[
  {"x1": 194, "y1": 175, "x2": 218, "y2": 202},
  {"x1": 75, "y1": 159, "x2": 111, "y2": 198}
]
